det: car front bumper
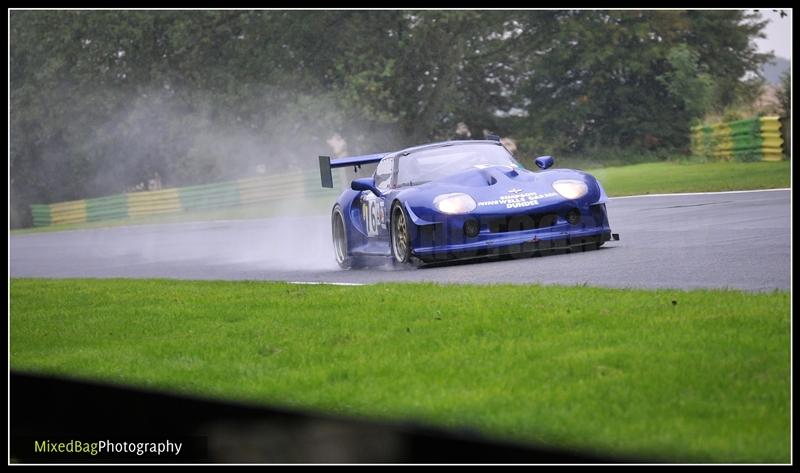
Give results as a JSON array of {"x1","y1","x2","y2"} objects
[
  {"x1": 413, "y1": 226, "x2": 611, "y2": 262},
  {"x1": 410, "y1": 202, "x2": 612, "y2": 261}
]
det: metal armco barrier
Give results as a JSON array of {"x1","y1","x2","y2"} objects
[
  {"x1": 30, "y1": 169, "x2": 341, "y2": 227},
  {"x1": 691, "y1": 116, "x2": 785, "y2": 162}
]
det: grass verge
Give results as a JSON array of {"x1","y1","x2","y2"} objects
[
  {"x1": 10, "y1": 278, "x2": 790, "y2": 463},
  {"x1": 586, "y1": 160, "x2": 790, "y2": 197}
]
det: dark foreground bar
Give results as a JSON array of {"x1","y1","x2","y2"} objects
[{"x1": 10, "y1": 371, "x2": 652, "y2": 464}]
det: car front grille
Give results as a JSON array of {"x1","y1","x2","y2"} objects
[{"x1": 486, "y1": 212, "x2": 560, "y2": 233}]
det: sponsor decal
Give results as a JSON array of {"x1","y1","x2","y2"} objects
[
  {"x1": 477, "y1": 191, "x2": 558, "y2": 209},
  {"x1": 473, "y1": 164, "x2": 520, "y2": 170}
]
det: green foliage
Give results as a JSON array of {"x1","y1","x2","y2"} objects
[
  {"x1": 515, "y1": 144, "x2": 673, "y2": 170},
  {"x1": 657, "y1": 44, "x2": 715, "y2": 121},
  {"x1": 509, "y1": 10, "x2": 771, "y2": 154},
  {"x1": 10, "y1": 10, "x2": 773, "y2": 227}
]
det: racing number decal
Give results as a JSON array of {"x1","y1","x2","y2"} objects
[
  {"x1": 366, "y1": 199, "x2": 380, "y2": 237},
  {"x1": 362, "y1": 194, "x2": 382, "y2": 237}
]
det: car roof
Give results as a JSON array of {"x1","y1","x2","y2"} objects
[{"x1": 392, "y1": 140, "x2": 504, "y2": 158}]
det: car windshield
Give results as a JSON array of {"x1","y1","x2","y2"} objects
[{"x1": 395, "y1": 143, "x2": 523, "y2": 187}]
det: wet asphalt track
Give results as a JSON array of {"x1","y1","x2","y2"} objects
[{"x1": 10, "y1": 189, "x2": 790, "y2": 291}]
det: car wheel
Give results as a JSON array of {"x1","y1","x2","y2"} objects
[
  {"x1": 391, "y1": 202, "x2": 412, "y2": 264},
  {"x1": 332, "y1": 205, "x2": 353, "y2": 269}
]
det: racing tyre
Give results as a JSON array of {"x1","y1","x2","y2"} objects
[
  {"x1": 390, "y1": 201, "x2": 413, "y2": 264},
  {"x1": 332, "y1": 205, "x2": 355, "y2": 269}
]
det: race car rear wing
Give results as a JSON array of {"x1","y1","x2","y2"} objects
[{"x1": 318, "y1": 153, "x2": 385, "y2": 188}]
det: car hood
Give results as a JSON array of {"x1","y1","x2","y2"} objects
[{"x1": 399, "y1": 165, "x2": 605, "y2": 222}]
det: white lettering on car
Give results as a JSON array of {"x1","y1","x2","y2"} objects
[{"x1": 477, "y1": 191, "x2": 557, "y2": 207}]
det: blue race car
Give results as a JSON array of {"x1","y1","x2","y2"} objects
[{"x1": 318, "y1": 137, "x2": 616, "y2": 268}]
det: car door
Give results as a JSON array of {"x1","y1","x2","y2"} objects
[{"x1": 359, "y1": 156, "x2": 394, "y2": 249}]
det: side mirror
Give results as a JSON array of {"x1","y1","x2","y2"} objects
[
  {"x1": 351, "y1": 177, "x2": 383, "y2": 197},
  {"x1": 535, "y1": 156, "x2": 554, "y2": 170}
]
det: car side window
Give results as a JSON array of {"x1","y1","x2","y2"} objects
[{"x1": 374, "y1": 156, "x2": 394, "y2": 190}]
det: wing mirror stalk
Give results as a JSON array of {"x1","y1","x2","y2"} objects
[{"x1": 351, "y1": 178, "x2": 383, "y2": 197}]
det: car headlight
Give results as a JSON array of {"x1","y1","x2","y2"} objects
[
  {"x1": 552, "y1": 180, "x2": 588, "y2": 200},
  {"x1": 434, "y1": 193, "x2": 477, "y2": 214}
]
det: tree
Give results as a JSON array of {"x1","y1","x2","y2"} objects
[
  {"x1": 776, "y1": 70, "x2": 790, "y2": 118},
  {"x1": 10, "y1": 10, "x2": 773, "y2": 228},
  {"x1": 656, "y1": 44, "x2": 715, "y2": 122},
  {"x1": 508, "y1": 10, "x2": 772, "y2": 154}
]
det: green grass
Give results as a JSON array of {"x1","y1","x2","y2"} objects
[
  {"x1": 586, "y1": 160, "x2": 790, "y2": 197},
  {"x1": 10, "y1": 279, "x2": 790, "y2": 463}
]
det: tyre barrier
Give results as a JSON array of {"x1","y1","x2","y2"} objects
[
  {"x1": 690, "y1": 116, "x2": 785, "y2": 162},
  {"x1": 30, "y1": 170, "x2": 341, "y2": 227}
]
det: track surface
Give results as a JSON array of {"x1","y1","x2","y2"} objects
[{"x1": 10, "y1": 190, "x2": 790, "y2": 291}]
